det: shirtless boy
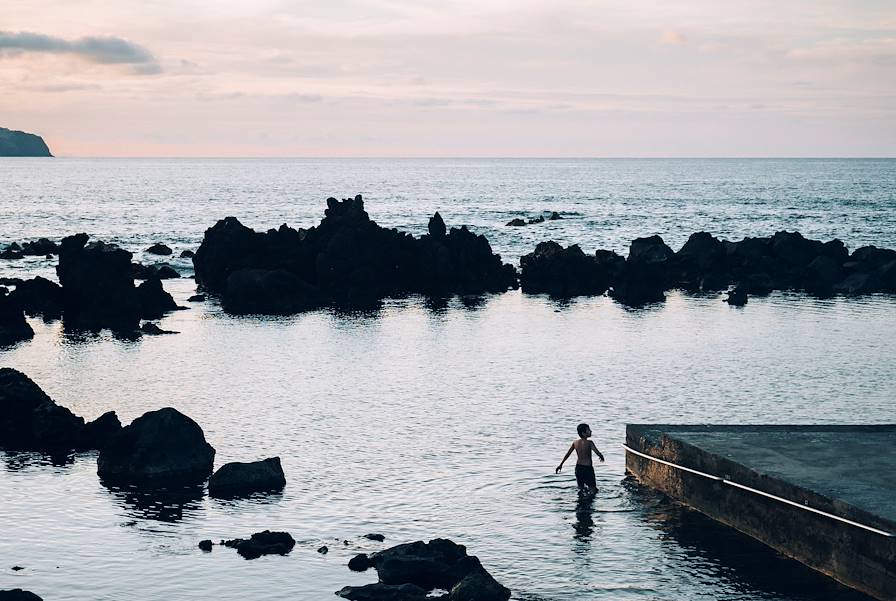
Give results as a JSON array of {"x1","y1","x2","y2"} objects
[{"x1": 555, "y1": 423, "x2": 605, "y2": 492}]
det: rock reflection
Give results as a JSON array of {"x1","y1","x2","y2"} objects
[
  {"x1": 102, "y1": 481, "x2": 205, "y2": 523},
  {"x1": 624, "y1": 478, "x2": 871, "y2": 600},
  {"x1": 2, "y1": 449, "x2": 76, "y2": 471}
]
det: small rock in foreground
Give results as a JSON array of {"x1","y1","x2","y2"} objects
[
  {"x1": 364, "y1": 533, "x2": 385, "y2": 541},
  {"x1": 140, "y1": 322, "x2": 178, "y2": 335},
  {"x1": 223, "y1": 530, "x2": 295, "y2": 560},
  {"x1": 198, "y1": 539, "x2": 213, "y2": 552}
]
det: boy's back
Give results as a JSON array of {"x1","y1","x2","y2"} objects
[{"x1": 556, "y1": 423, "x2": 605, "y2": 492}]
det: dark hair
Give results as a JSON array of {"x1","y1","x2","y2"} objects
[{"x1": 577, "y1": 423, "x2": 590, "y2": 436}]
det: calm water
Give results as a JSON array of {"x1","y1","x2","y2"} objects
[{"x1": 1, "y1": 159, "x2": 894, "y2": 600}]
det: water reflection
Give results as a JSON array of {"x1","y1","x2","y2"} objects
[
  {"x1": 624, "y1": 478, "x2": 873, "y2": 600},
  {"x1": 2, "y1": 449, "x2": 76, "y2": 471},
  {"x1": 572, "y1": 491, "x2": 597, "y2": 541},
  {"x1": 102, "y1": 481, "x2": 205, "y2": 523}
]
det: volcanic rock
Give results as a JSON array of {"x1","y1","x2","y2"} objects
[
  {"x1": 223, "y1": 530, "x2": 295, "y2": 560},
  {"x1": 146, "y1": 243, "x2": 173, "y2": 256},
  {"x1": 208, "y1": 456, "x2": 286, "y2": 497},
  {"x1": 97, "y1": 407, "x2": 215, "y2": 485}
]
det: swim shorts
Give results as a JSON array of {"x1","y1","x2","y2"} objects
[{"x1": 575, "y1": 464, "x2": 596, "y2": 489}]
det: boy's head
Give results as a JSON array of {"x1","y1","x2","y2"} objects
[{"x1": 577, "y1": 423, "x2": 591, "y2": 438}]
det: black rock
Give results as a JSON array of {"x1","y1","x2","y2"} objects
[
  {"x1": 770, "y1": 231, "x2": 823, "y2": 268},
  {"x1": 726, "y1": 286, "x2": 748, "y2": 306},
  {"x1": 57, "y1": 234, "x2": 141, "y2": 329},
  {"x1": 224, "y1": 268, "x2": 320, "y2": 315},
  {"x1": 0, "y1": 248, "x2": 23, "y2": 260},
  {"x1": 198, "y1": 539, "x2": 213, "y2": 552},
  {"x1": 318, "y1": 545, "x2": 329, "y2": 554},
  {"x1": 136, "y1": 277, "x2": 179, "y2": 319},
  {"x1": 146, "y1": 243, "x2": 173, "y2": 256},
  {"x1": 8, "y1": 276, "x2": 63, "y2": 318},
  {"x1": 139, "y1": 322, "x2": 178, "y2": 335},
  {"x1": 0, "y1": 294, "x2": 34, "y2": 346},
  {"x1": 179, "y1": 249, "x2": 195, "y2": 258},
  {"x1": 450, "y1": 568, "x2": 511, "y2": 601},
  {"x1": 369, "y1": 539, "x2": 479, "y2": 590},
  {"x1": 0, "y1": 590, "x2": 43, "y2": 601},
  {"x1": 520, "y1": 241, "x2": 613, "y2": 297},
  {"x1": 223, "y1": 530, "x2": 295, "y2": 560},
  {"x1": 505, "y1": 218, "x2": 527, "y2": 227},
  {"x1": 0, "y1": 368, "x2": 85, "y2": 452},
  {"x1": 336, "y1": 583, "x2": 429, "y2": 601},
  {"x1": 428, "y1": 212, "x2": 446, "y2": 238},
  {"x1": 348, "y1": 553, "x2": 371, "y2": 571},
  {"x1": 527, "y1": 215, "x2": 544, "y2": 224},
  {"x1": 208, "y1": 456, "x2": 286, "y2": 497},
  {"x1": 187, "y1": 294, "x2": 206, "y2": 302},
  {"x1": 83, "y1": 411, "x2": 122, "y2": 450},
  {"x1": 97, "y1": 407, "x2": 215, "y2": 485},
  {"x1": 548, "y1": 211, "x2": 562, "y2": 220},
  {"x1": 21, "y1": 238, "x2": 58, "y2": 256},
  {"x1": 193, "y1": 217, "x2": 263, "y2": 292},
  {"x1": 364, "y1": 533, "x2": 386, "y2": 542}
]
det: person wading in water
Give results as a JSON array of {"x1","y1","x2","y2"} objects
[{"x1": 555, "y1": 423, "x2": 604, "y2": 493}]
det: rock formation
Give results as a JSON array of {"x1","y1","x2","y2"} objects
[
  {"x1": 208, "y1": 456, "x2": 286, "y2": 497},
  {"x1": 0, "y1": 127, "x2": 52, "y2": 157},
  {"x1": 194, "y1": 196, "x2": 517, "y2": 314},
  {"x1": 97, "y1": 407, "x2": 215, "y2": 485}
]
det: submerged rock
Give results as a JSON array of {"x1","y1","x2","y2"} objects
[
  {"x1": 505, "y1": 218, "x2": 526, "y2": 227},
  {"x1": 179, "y1": 249, "x2": 195, "y2": 258},
  {"x1": 208, "y1": 456, "x2": 286, "y2": 497},
  {"x1": 223, "y1": 530, "x2": 295, "y2": 560},
  {"x1": 364, "y1": 533, "x2": 386, "y2": 542},
  {"x1": 97, "y1": 407, "x2": 215, "y2": 485},
  {"x1": 726, "y1": 286, "x2": 748, "y2": 306},
  {"x1": 21, "y1": 238, "x2": 58, "y2": 256},
  {"x1": 198, "y1": 539, "x2": 213, "y2": 552}
]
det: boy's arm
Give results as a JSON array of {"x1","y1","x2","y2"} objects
[
  {"x1": 591, "y1": 440, "x2": 605, "y2": 463},
  {"x1": 555, "y1": 443, "x2": 575, "y2": 473}
]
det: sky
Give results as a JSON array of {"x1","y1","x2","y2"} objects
[{"x1": 1, "y1": 0, "x2": 895, "y2": 157}]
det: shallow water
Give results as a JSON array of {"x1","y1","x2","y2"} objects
[{"x1": 1, "y1": 159, "x2": 894, "y2": 600}]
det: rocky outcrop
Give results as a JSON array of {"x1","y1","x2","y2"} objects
[
  {"x1": 193, "y1": 196, "x2": 517, "y2": 314},
  {"x1": 344, "y1": 539, "x2": 510, "y2": 601},
  {"x1": 521, "y1": 230, "x2": 896, "y2": 305},
  {"x1": 56, "y1": 234, "x2": 182, "y2": 329},
  {"x1": 57, "y1": 234, "x2": 141, "y2": 329},
  {"x1": 0, "y1": 368, "x2": 84, "y2": 451},
  {"x1": 520, "y1": 242, "x2": 618, "y2": 297},
  {"x1": 0, "y1": 294, "x2": 34, "y2": 346},
  {"x1": 223, "y1": 530, "x2": 295, "y2": 560},
  {"x1": 207, "y1": 456, "x2": 286, "y2": 497},
  {"x1": 136, "y1": 277, "x2": 180, "y2": 319},
  {"x1": 8, "y1": 277, "x2": 63, "y2": 318},
  {"x1": 0, "y1": 127, "x2": 52, "y2": 157},
  {"x1": 97, "y1": 407, "x2": 215, "y2": 485},
  {"x1": 21, "y1": 238, "x2": 58, "y2": 256},
  {"x1": 83, "y1": 411, "x2": 122, "y2": 449}
]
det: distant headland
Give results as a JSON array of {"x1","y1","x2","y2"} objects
[{"x1": 0, "y1": 127, "x2": 52, "y2": 157}]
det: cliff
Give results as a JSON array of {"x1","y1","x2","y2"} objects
[{"x1": 0, "y1": 127, "x2": 53, "y2": 157}]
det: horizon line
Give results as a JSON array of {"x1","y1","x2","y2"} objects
[{"x1": 10, "y1": 155, "x2": 896, "y2": 160}]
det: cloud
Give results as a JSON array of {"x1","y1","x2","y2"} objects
[
  {"x1": 660, "y1": 30, "x2": 687, "y2": 45},
  {"x1": 0, "y1": 30, "x2": 160, "y2": 74}
]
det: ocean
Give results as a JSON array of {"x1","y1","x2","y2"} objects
[{"x1": 1, "y1": 158, "x2": 894, "y2": 600}]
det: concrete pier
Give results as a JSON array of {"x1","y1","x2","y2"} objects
[{"x1": 625, "y1": 425, "x2": 896, "y2": 601}]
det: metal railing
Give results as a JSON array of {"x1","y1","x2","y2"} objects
[{"x1": 622, "y1": 444, "x2": 896, "y2": 538}]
